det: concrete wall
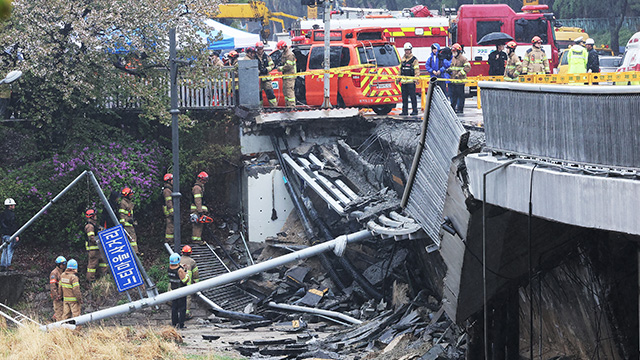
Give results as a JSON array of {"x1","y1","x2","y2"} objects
[{"x1": 466, "y1": 153, "x2": 640, "y2": 237}]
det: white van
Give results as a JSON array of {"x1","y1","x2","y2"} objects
[{"x1": 617, "y1": 31, "x2": 640, "y2": 72}]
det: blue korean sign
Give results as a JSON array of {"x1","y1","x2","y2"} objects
[{"x1": 98, "y1": 225, "x2": 143, "y2": 292}]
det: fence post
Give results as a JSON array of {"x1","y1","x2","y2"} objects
[{"x1": 238, "y1": 59, "x2": 260, "y2": 109}]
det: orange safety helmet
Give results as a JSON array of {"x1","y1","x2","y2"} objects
[
  {"x1": 277, "y1": 40, "x2": 287, "y2": 50},
  {"x1": 122, "y1": 187, "x2": 133, "y2": 197},
  {"x1": 229, "y1": 50, "x2": 238, "y2": 58},
  {"x1": 164, "y1": 173, "x2": 173, "y2": 182},
  {"x1": 85, "y1": 209, "x2": 96, "y2": 218},
  {"x1": 506, "y1": 41, "x2": 517, "y2": 49},
  {"x1": 256, "y1": 41, "x2": 264, "y2": 48},
  {"x1": 451, "y1": 43, "x2": 462, "y2": 51},
  {"x1": 531, "y1": 36, "x2": 542, "y2": 44},
  {"x1": 182, "y1": 245, "x2": 192, "y2": 254},
  {"x1": 197, "y1": 171, "x2": 209, "y2": 181}
]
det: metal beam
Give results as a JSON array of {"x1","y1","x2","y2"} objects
[{"x1": 43, "y1": 229, "x2": 374, "y2": 330}]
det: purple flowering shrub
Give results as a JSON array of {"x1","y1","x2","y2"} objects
[{"x1": 0, "y1": 139, "x2": 168, "y2": 247}]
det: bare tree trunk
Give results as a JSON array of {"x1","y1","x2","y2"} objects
[{"x1": 610, "y1": 0, "x2": 629, "y2": 55}]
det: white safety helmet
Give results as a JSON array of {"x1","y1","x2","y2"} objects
[
  {"x1": 403, "y1": 42, "x2": 413, "y2": 50},
  {"x1": 4, "y1": 198, "x2": 15, "y2": 206},
  {"x1": 574, "y1": 36, "x2": 584, "y2": 44},
  {"x1": 585, "y1": 38, "x2": 595, "y2": 45}
]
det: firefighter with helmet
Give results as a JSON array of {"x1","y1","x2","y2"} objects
[
  {"x1": 227, "y1": 50, "x2": 239, "y2": 66},
  {"x1": 522, "y1": 36, "x2": 550, "y2": 75},
  {"x1": 162, "y1": 174, "x2": 175, "y2": 243},
  {"x1": 503, "y1": 41, "x2": 523, "y2": 82},
  {"x1": 119, "y1": 187, "x2": 139, "y2": 254},
  {"x1": 245, "y1": 47, "x2": 256, "y2": 60},
  {"x1": 181, "y1": 245, "x2": 199, "y2": 319},
  {"x1": 190, "y1": 172, "x2": 209, "y2": 243},
  {"x1": 168, "y1": 253, "x2": 189, "y2": 329},
  {"x1": 85, "y1": 209, "x2": 107, "y2": 281},
  {"x1": 398, "y1": 42, "x2": 420, "y2": 116},
  {"x1": 50, "y1": 256, "x2": 66, "y2": 321},
  {"x1": 60, "y1": 259, "x2": 82, "y2": 320},
  {"x1": 256, "y1": 41, "x2": 277, "y2": 107},
  {"x1": 448, "y1": 43, "x2": 471, "y2": 114},
  {"x1": 277, "y1": 40, "x2": 297, "y2": 107}
]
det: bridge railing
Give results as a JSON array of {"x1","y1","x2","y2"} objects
[
  {"x1": 104, "y1": 67, "x2": 238, "y2": 110},
  {"x1": 478, "y1": 81, "x2": 640, "y2": 169}
]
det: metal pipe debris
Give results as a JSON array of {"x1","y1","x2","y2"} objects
[
  {"x1": 43, "y1": 229, "x2": 374, "y2": 330},
  {"x1": 268, "y1": 301, "x2": 362, "y2": 325}
]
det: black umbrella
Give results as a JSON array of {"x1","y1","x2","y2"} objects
[{"x1": 477, "y1": 32, "x2": 514, "y2": 46}]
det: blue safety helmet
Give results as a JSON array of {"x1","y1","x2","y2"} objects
[
  {"x1": 169, "y1": 253, "x2": 180, "y2": 265},
  {"x1": 55, "y1": 256, "x2": 67, "y2": 264},
  {"x1": 67, "y1": 259, "x2": 78, "y2": 270}
]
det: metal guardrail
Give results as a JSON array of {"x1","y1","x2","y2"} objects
[
  {"x1": 479, "y1": 81, "x2": 640, "y2": 169},
  {"x1": 105, "y1": 68, "x2": 238, "y2": 110}
]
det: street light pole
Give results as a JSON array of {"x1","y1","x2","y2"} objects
[
  {"x1": 169, "y1": 28, "x2": 182, "y2": 253},
  {"x1": 321, "y1": 0, "x2": 331, "y2": 108}
]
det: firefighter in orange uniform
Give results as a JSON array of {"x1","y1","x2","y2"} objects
[
  {"x1": 504, "y1": 41, "x2": 522, "y2": 82},
  {"x1": 256, "y1": 41, "x2": 277, "y2": 107},
  {"x1": 60, "y1": 259, "x2": 82, "y2": 320},
  {"x1": 181, "y1": 245, "x2": 199, "y2": 319},
  {"x1": 50, "y1": 256, "x2": 66, "y2": 321},
  {"x1": 522, "y1": 36, "x2": 550, "y2": 75},
  {"x1": 191, "y1": 172, "x2": 209, "y2": 243},
  {"x1": 448, "y1": 43, "x2": 471, "y2": 114},
  {"x1": 277, "y1": 41, "x2": 296, "y2": 108},
  {"x1": 162, "y1": 174, "x2": 175, "y2": 243},
  {"x1": 85, "y1": 209, "x2": 107, "y2": 281},
  {"x1": 119, "y1": 187, "x2": 139, "y2": 254}
]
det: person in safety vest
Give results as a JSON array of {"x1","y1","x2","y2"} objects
[
  {"x1": 168, "y1": 253, "x2": 189, "y2": 329},
  {"x1": 181, "y1": 245, "x2": 199, "y2": 319},
  {"x1": 277, "y1": 41, "x2": 297, "y2": 108},
  {"x1": 503, "y1": 41, "x2": 523, "y2": 82},
  {"x1": 256, "y1": 41, "x2": 277, "y2": 107},
  {"x1": 448, "y1": 43, "x2": 471, "y2": 114},
  {"x1": 60, "y1": 259, "x2": 82, "y2": 320},
  {"x1": 191, "y1": 171, "x2": 209, "y2": 244},
  {"x1": 119, "y1": 187, "x2": 139, "y2": 254},
  {"x1": 162, "y1": 174, "x2": 175, "y2": 243},
  {"x1": 522, "y1": 36, "x2": 550, "y2": 75},
  {"x1": 425, "y1": 43, "x2": 450, "y2": 97},
  {"x1": 398, "y1": 42, "x2": 420, "y2": 115},
  {"x1": 50, "y1": 256, "x2": 66, "y2": 321},
  {"x1": 84, "y1": 209, "x2": 107, "y2": 281},
  {"x1": 567, "y1": 36, "x2": 588, "y2": 74}
]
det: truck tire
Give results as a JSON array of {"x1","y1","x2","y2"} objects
[{"x1": 372, "y1": 104, "x2": 394, "y2": 115}]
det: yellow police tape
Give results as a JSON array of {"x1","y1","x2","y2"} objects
[{"x1": 263, "y1": 64, "x2": 640, "y2": 87}]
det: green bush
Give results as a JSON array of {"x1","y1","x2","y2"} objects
[
  {"x1": 0, "y1": 138, "x2": 169, "y2": 249},
  {"x1": 147, "y1": 262, "x2": 170, "y2": 293}
]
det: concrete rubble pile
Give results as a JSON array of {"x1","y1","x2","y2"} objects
[{"x1": 196, "y1": 120, "x2": 478, "y2": 359}]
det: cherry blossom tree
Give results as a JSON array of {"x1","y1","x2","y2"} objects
[{"x1": 0, "y1": 0, "x2": 222, "y2": 129}]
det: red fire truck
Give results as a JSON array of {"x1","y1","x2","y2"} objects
[{"x1": 294, "y1": 4, "x2": 559, "y2": 76}]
